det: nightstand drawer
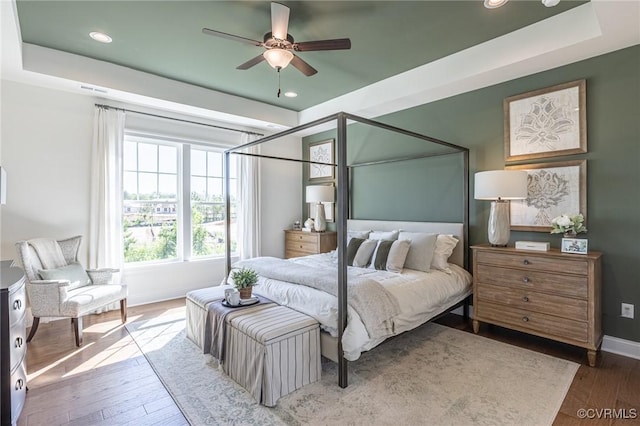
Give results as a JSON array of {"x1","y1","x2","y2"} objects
[
  {"x1": 286, "y1": 240, "x2": 317, "y2": 253},
  {"x1": 285, "y1": 249, "x2": 311, "y2": 259},
  {"x1": 285, "y1": 232, "x2": 317, "y2": 244},
  {"x1": 476, "y1": 250, "x2": 588, "y2": 275},
  {"x1": 476, "y1": 302, "x2": 588, "y2": 343},
  {"x1": 476, "y1": 264, "x2": 588, "y2": 299},
  {"x1": 476, "y1": 283, "x2": 588, "y2": 321}
]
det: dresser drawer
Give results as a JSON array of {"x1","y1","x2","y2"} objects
[
  {"x1": 476, "y1": 301, "x2": 588, "y2": 343},
  {"x1": 10, "y1": 363, "x2": 27, "y2": 425},
  {"x1": 10, "y1": 320, "x2": 27, "y2": 372},
  {"x1": 285, "y1": 232, "x2": 318, "y2": 244},
  {"x1": 476, "y1": 250, "x2": 588, "y2": 275},
  {"x1": 8, "y1": 282, "x2": 26, "y2": 325},
  {"x1": 476, "y1": 264, "x2": 588, "y2": 299},
  {"x1": 477, "y1": 283, "x2": 588, "y2": 321}
]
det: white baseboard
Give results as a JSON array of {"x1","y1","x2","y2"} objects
[
  {"x1": 449, "y1": 307, "x2": 640, "y2": 361},
  {"x1": 602, "y1": 335, "x2": 640, "y2": 360}
]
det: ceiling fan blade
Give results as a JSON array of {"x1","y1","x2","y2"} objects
[
  {"x1": 290, "y1": 54, "x2": 317, "y2": 76},
  {"x1": 202, "y1": 28, "x2": 263, "y2": 46},
  {"x1": 236, "y1": 54, "x2": 266, "y2": 70},
  {"x1": 294, "y1": 38, "x2": 352, "y2": 52},
  {"x1": 271, "y1": 2, "x2": 290, "y2": 40}
]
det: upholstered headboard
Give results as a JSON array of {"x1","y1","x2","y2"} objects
[{"x1": 346, "y1": 220, "x2": 465, "y2": 268}]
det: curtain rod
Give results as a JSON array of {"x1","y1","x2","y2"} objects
[{"x1": 94, "y1": 103, "x2": 264, "y2": 137}]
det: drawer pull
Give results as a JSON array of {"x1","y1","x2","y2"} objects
[
  {"x1": 522, "y1": 296, "x2": 529, "y2": 302},
  {"x1": 523, "y1": 259, "x2": 530, "y2": 265},
  {"x1": 13, "y1": 299, "x2": 22, "y2": 310},
  {"x1": 15, "y1": 337, "x2": 23, "y2": 348},
  {"x1": 299, "y1": 245, "x2": 303, "y2": 249},
  {"x1": 522, "y1": 276, "x2": 530, "y2": 283},
  {"x1": 522, "y1": 316, "x2": 529, "y2": 322},
  {"x1": 15, "y1": 379, "x2": 24, "y2": 390}
]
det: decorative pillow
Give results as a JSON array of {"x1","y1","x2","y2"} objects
[
  {"x1": 352, "y1": 239, "x2": 378, "y2": 268},
  {"x1": 369, "y1": 230, "x2": 400, "y2": 241},
  {"x1": 386, "y1": 239, "x2": 411, "y2": 273},
  {"x1": 368, "y1": 239, "x2": 411, "y2": 272},
  {"x1": 346, "y1": 237, "x2": 365, "y2": 266},
  {"x1": 431, "y1": 234, "x2": 459, "y2": 273},
  {"x1": 333, "y1": 230, "x2": 371, "y2": 258},
  {"x1": 38, "y1": 262, "x2": 91, "y2": 290},
  {"x1": 398, "y1": 231, "x2": 438, "y2": 272}
]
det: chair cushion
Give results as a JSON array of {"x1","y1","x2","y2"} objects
[
  {"x1": 60, "y1": 284, "x2": 127, "y2": 317},
  {"x1": 39, "y1": 263, "x2": 91, "y2": 291}
]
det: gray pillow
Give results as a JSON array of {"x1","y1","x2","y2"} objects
[
  {"x1": 39, "y1": 262, "x2": 91, "y2": 290},
  {"x1": 399, "y1": 232, "x2": 438, "y2": 272},
  {"x1": 352, "y1": 239, "x2": 377, "y2": 268}
]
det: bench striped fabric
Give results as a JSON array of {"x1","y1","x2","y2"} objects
[{"x1": 223, "y1": 304, "x2": 321, "y2": 407}]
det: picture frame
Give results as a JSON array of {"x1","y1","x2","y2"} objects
[
  {"x1": 308, "y1": 139, "x2": 334, "y2": 180},
  {"x1": 507, "y1": 160, "x2": 586, "y2": 232},
  {"x1": 504, "y1": 79, "x2": 587, "y2": 162},
  {"x1": 561, "y1": 238, "x2": 588, "y2": 254}
]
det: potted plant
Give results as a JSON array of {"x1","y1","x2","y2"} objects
[{"x1": 231, "y1": 267, "x2": 259, "y2": 299}]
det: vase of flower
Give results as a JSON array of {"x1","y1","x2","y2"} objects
[
  {"x1": 563, "y1": 230, "x2": 577, "y2": 238},
  {"x1": 550, "y1": 213, "x2": 587, "y2": 236},
  {"x1": 231, "y1": 267, "x2": 259, "y2": 299}
]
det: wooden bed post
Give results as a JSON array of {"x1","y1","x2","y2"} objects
[{"x1": 337, "y1": 112, "x2": 349, "y2": 388}]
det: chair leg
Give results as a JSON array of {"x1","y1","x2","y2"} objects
[
  {"x1": 26, "y1": 317, "x2": 40, "y2": 343},
  {"x1": 72, "y1": 317, "x2": 83, "y2": 347},
  {"x1": 120, "y1": 299, "x2": 127, "y2": 323}
]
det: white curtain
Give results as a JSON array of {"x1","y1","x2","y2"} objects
[
  {"x1": 237, "y1": 134, "x2": 261, "y2": 259},
  {"x1": 89, "y1": 106, "x2": 126, "y2": 281}
]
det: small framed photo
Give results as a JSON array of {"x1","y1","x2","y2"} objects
[
  {"x1": 561, "y1": 238, "x2": 588, "y2": 254},
  {"x1": 504, "y1": 79, "x2": 586, "y2": 162},
  {"x1": 308, "y1": 139, "x2": 334, "y2": 181}
]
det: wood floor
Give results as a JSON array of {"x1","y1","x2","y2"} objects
[{"x1": 19, "y1": 298, "x2": 639, "y2": 426}]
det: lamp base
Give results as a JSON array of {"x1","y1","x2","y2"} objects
[
  {"x1": 314, "y1": 203, "x2": 326, "y2": 232},
  {"x1": 488, "y1": 200, "x2": 510, "y2": 246}
]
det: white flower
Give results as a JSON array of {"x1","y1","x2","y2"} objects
[{"x1": 555, "y1": 215, "x2": 573, "y2": 227}]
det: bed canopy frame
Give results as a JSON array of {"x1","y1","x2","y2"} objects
[{"x1": 224, "y1": 112, "x2": 469, "y2": 388}]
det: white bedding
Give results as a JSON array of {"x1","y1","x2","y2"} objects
[{"x1": 251, "y1": 252, "x2": 472, "y2": 361}]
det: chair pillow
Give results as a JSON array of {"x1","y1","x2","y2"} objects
[
  {"x1": 398, "y1": 232, "x2": 438, "y2": 272},
  {"x1": 431, "y1": 234, "x2": 459, "y2": 273},
  {"x1": 39, "y1": 262, "x2": 91, "y2": 290}
]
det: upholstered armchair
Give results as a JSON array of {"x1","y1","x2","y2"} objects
[{"x1": 15, "y1": 235, "x2": 127, "y2": 346}]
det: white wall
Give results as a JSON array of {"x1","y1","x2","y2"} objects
[{"x1": 1, "y1": 79, "x2": 302, "y2": 306}]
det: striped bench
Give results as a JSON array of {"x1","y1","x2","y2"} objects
[
  {"x1": 223, "y1": 304, "x2": 321, "y2": 407},
  {"x1": 185, "y1": 288, "x2": 321, "y2": 407}
]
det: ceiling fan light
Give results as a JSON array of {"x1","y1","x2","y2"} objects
[
  {"x1": 541, "y1": 0, "x2": 561, "y2": 7},
  {"x1": 484, "y1": 0, "x2": 508, "y2": 8},
  {"x1": 263, "y1": 48, "x2": 294, "y2": 69}
]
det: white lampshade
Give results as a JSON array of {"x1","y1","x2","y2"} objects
[
  {"x1": 306, "y1": 185, "x2": 334, "y2": 203},
  {"x1": 474, "y1": 170, "x2": 528, "y2": 200},
  {"x1": 263, "y1": 48, "x2": 294, "y2": 69}
]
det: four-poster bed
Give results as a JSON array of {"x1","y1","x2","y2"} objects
[{"x1": 223, "y1": 112, "x2": 470, "y2": 388}]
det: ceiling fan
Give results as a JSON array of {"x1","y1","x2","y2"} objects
[{"x1": 202, "y1": 2, "x2": 351, "y2": 77}]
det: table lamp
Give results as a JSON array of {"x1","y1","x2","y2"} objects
[
  {"x1": 474, "y1": 170, "x2": 528, "y2": 246},
  {"x1": 305, "y1": 185, "x2": 334, "y2": 232}
]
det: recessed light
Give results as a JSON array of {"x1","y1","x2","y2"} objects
[
  {"x1": 89, "y1": 31, "x2": 112, "y2": 43},
  {"x1": 284, "y1": 91, "x2": 298, "y2": 98},
  {"x1": 484, "y1": 0, "x2": 508, "y2": 8}
]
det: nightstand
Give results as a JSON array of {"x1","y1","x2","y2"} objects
[
  {"x1": 471, "y1": 244, "x2": 602, "y2": 367},
  {"x1": 284, "y1": 230, "x2": 337, "y2": 259}
]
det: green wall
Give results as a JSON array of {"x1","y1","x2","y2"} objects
[{"x1": 303, "y1": 45, "x2": 640, "y2": 343}]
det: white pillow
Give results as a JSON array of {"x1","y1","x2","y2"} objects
[
  {"x1": 431, "y1": 234, "x2": 459, "y2": 273},
  {"x1": 399, "y1": 231, "x2": 438, "y2": 272},
  {"x1": 352, "y1": 239, "x2": 377, "y2": 268},
  {"x1": 332, "y1": 230, "x2": 371, "y2": 258},
  {"x1": 369, "y1": 230, "x2": 400, "y2": 241}
]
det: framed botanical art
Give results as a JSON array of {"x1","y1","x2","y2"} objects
[
  {"x1": 507, "y1": 160, "x2": 586, "y2": 232},
  {"x1": 504, "y1": 79, "x2": 587, "y2": 162},
  {"x1": 308, "y1": 139, "x2": 334, "y2": 181}
]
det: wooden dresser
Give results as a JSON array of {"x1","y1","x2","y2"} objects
[
  {"x1": 0, "y1": 261, "x2": 27, "y2": 425},
  {"x1": 471, "y1": 245, "x2": 602, "y2": 367},
  {"x1": 284, "y1": 230, "x2": 337, "y2": 259}
]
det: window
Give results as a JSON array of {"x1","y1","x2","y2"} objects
[{"x1": 122, "y1": 135, "x2": 237, "y2": 264}]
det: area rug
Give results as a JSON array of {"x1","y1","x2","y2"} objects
[{"x1": 125, "y1": 312, "x2": 578, "y2": 426}]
